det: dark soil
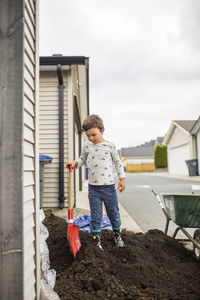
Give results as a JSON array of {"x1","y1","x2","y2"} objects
[{"x1": 43, "y1": 212, "x2": 200, "y2": 300}]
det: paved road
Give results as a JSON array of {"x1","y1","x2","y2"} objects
[{"x1": 119, "y1": 173, "x2": 200, "y2": 238}]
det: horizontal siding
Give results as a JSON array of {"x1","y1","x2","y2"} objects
[
  {"x1": 40, "y1": 104, "x2": 67, "y2": 111},
  {"x1": 24, "y1": 171, "x2": 35, "y2": 186},
  {"x1": 24, "y1": 240, "x2": 35, "y2": 265},
  {"x1": 24, "y1": 212, "x2": 35, "y2": 235},
  {"x1": 24, "y1": 111, "x2": 35, "y2": 130},
  {"x1": 24, "y1": 186, "x2": 35, "y2": 203},
  {"x1": 24, "y1": 80, "x2": 35, "y2": 103},
  {"x1": 39, "y1": 71, "x2": 69, "y2": 207},
  {"x1": 25, "y1": 51, "x2": 35, "y2": 76},
  {"x1": 24, "y1": 156, "x2": 34, "y2": 171},
  {"x1": 24, "y1": 96, "x2": 35, "y2": 117},
  {"x1": 24, "y1": 38, "x2": 35, "y2": 65},
  {"x1": 25, "y1": 0, "x2": 35, "y2": 27},
  {"x1": 24, "y1": 125, "x2": 34, "y2": 143},
  {"x1": 39, "y1": 123, "x2": 68, "y2": 130},
  {"x1": 24, "y1": 66, "x2": 35, "y2": 90},
  {"x1": 24, "y1": 0, "x2": 36, "y2": 298},
  {"x1": 24, "y1": 199, "x2": 35, "y2": 218},
  {"x1": 24, "y1": 140, "x2": 34, "y2": 157}
]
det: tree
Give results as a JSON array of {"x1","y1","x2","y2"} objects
[{"x1": 154, "y1": 145, "x2": 168, "y2": 168}]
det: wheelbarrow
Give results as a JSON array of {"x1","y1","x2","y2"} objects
[{"x1": 152, "y1": 190, "x2": 200, "y2": 261}]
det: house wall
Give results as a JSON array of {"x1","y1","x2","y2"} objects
[
  {"x1": 72, "y1": 65, "x2": 83, "y2": 192},
  {"x1": 78, "y1": 64, "x2": 89, "y2": 124},
  {"x1": 0, "y1": 0, "x2": 39, "y2": 298},
  {"x1": 24, "y1": 0, "x2": 40, "y2": 298},
  {"x1": 39, "y1": 70, "x2": 69, "y2": 207},
  {"x1": 167, "y1": 126, "x2": 193, "y2": 153},
  {"x1": 39, "y1": 62, "x2": 89, "y2": 208}
]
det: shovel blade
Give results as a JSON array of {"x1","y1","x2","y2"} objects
[{"x1": 67, "y1": 223, "x2": 81, "y2": 258}]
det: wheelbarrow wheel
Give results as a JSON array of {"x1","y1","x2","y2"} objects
[{"x1": 193, "y1": 229, "x2": 200, "y2": 261}]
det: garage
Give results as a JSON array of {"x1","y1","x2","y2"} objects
[
  {"x1": 168, "y1": 144, "x2": 190, "y2": 175},
  {"x1": 163, "y1": 120, "x2": 196, "y2": 175}
]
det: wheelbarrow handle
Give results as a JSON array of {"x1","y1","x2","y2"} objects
[
  {"x1": 152, "y1": 189, "x2": 165, "y2": 209},
  {"x1": 152, "y1": 190, "x2": 172, "y2": 235}
]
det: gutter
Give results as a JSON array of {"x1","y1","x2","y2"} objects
[
  {"x1": 57, "y1": 64, "x2": 65, "y2": 208},
  {"x1": 85, "y1": 58, "x2": 90, "y2": 115},
  {"x1": 40, "y1": 56, "x2": 87, "y2": 66}
]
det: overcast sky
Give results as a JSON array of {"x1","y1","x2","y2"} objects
[{"x1": 39, "y1": 0, "x2": 200, "y2": 149}]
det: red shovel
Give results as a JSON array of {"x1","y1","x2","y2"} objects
[{"x1": 66, "y1": 163, "x2": 81, "y2": 258}]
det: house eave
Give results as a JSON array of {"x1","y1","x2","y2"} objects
[
  {"x1": 191, "y1": 116, "x2": 200, "y2": 135},
  {"x1": 163, "y1": 122, "x2": 175, "y2": 145},
  {"x1": 163, "y1": 121, "x2": 191, "y2": 145}
]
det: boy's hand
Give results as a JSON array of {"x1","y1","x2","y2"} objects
[
  {"x1": 118, "y1": 178, "x2": 125, "y2": 192},
  {"x1": 67, "y1": 161, "x2": 78, "y2": 168}
]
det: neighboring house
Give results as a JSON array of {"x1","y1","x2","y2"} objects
[
  {"x1": 163, "y1": 120, "x2": 196, "y2": 175},
  {"x1": 121, "y1": 137, "x2": 163, "y2": 172},
  {"x1": 0, "y1": 1, "x2": 40, "y2": 299},
  {"x1": 191, "y1": 116, "x2": 200, "y2": 175},
  {"x1": 39, "y1": 55, "x2": 89, "y2": 209}
]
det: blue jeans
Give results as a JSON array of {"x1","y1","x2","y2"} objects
[{"x1": 88, "y1": 184, "x2": 121, "y2": 232}]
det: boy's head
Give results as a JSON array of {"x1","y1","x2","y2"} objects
[
  {"x1": 82, "y1": 115, "x2": 105, "y2": 144},
  {"x1": 82, "y1": 114, "x2": 104, "y2": 132}
]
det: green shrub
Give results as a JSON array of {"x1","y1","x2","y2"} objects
[{"x1": 154, "y1": 145, "x2": 168, "y2": 168}]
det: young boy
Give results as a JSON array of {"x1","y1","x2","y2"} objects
[{"x1": 68, "y1": 114, "x2": 125, "y2": 250}]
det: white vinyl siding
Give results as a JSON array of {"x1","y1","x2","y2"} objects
[
  {"x1": 167, "y1": 125, "x2": 195, "y2": 175},
  {"x1": 24, "y1": 0, "x2": 38, "y2": 298},
  {"x1": 39, "y1": 71, "x2": 69, "y2": 207}
]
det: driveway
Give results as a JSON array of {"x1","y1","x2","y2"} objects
[{"x1": 119, "y1": 173, "x2": 200, "y2": 238}]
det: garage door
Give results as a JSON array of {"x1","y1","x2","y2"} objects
[{"x1": 168, "y1": 144, "x2": 190, "y2": 175}]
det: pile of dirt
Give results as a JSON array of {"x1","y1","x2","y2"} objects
[{"x1": 43, "y1": 212, "x2": 200, "y2": 299}]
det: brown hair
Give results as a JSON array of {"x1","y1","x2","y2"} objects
[{"x1": 82, "y1": 114, "x2": 104, "y2": 131}]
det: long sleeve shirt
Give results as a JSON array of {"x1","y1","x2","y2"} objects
[{"x1": 77, "y1": 140, "x2": 125, "y2": 185}]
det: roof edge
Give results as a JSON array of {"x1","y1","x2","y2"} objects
[
  {"x1": 191, "y1": 116, "x2": 200, "y2": 134},
  {"x1": 163, "y1": 121, "x2": 175, "y2": 145},
  {"x1": 163, "y1": 121, "x2": 191, "y2": 145},
  {"x1": 40, "y1": 56, "x2": 89, "y2": 66}
]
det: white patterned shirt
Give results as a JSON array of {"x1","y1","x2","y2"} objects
[{"x1": 77, "y1": 140, "x2": 125, "y2": 185}]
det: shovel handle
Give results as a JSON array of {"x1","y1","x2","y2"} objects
[
  {"x1": 66, "y1": 164, "x2": 74, "y2": 210},
  {"x1": 66, "y1": 163, "x2": 74, "y2": 172}
]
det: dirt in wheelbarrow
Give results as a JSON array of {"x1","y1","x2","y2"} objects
[{"x1": 43, "y1": 212, "x2": 200, "y2": 300}]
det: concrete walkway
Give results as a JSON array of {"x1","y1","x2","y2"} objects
[
  {"x1": 75, "y1": 182, "x2": 142, "y2": 233},
  {"x1": 151, "y1": 172, "x2": 200, "y2": 182},
  {"x1": 52, "y1": 181, "x2": 143, "y2": 233},
  {"x1": 52, "y1": 173, "x2": 200, "y2": 234}
]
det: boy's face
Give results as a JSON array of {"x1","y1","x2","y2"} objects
[{"x1": 85, "y1": 127, "x2": 104, "y2": 144}]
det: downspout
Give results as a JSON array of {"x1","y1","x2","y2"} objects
[{"x1": 57, "y1": 64, "x2": 65, "y2": 208}]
